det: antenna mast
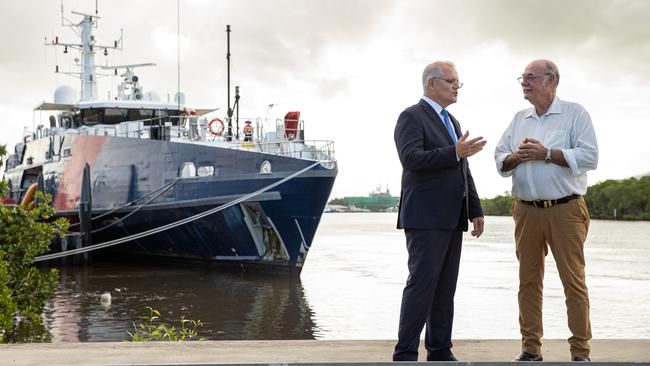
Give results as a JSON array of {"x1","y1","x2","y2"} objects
[
  {"x1": 48, "y1": 6, "x2": 122, "y2": 102},
  {"x1": 226, "y1": 25, "x2": 232, "y2": 141},
  {"x1": 225, "y1": 25, "x2": 240, "y2": 141},
  {"x1": 177, "y1": 0, "x2": 181, "y2": 112}
]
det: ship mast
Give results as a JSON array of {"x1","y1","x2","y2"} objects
[
  {"x1": 47, "y1": 6, "x2": 122, "y2": 102},
  {"x1": 77, "y1": 12, "x2": 98, "y2": 100}
]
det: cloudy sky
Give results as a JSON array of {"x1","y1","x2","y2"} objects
[{"x1": 1, "y1": 0, "x2": 649, "y2": 199}]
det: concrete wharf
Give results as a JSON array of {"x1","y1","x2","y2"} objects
[{"x1": 1, "y1": 339, "x2": 649, "y2": 366}]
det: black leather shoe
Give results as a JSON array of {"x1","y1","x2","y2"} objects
[
  {"x1": 513, "y1": 351, "x2": 543, "y2": 361},
  {"x1": 427, "y1": 351, "x2": 458, "y2": 361},
  {"x1": 572, "y1": 356, "x2": 591, "y2": 362}
]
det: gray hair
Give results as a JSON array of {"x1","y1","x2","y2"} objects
[
  {"x1": 422, "y1": 61, "x2": 455, "y2": 88},
  {"x1": 543, "y1": 60, "x2": 560, "y2": 87}
]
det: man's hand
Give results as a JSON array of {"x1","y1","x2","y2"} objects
[
  {"x1": 456, "y1": 131, "x2": 487, "y2": 158},
  {"x1": 471, "y1": 217, "x2": 484, "y2": 238},
  {"x1": 516, "y1": 137, "x2": 546, "y2": 162}
]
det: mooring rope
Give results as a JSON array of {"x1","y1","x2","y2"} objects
[
  {"x1": 33, "y1": 161, "x2": 320, "y2": 262},
  {"x1": 91, "y1": 177, "x2": 180, "y2": 234},
  {"x1": 67, "y1": 177, "x2": 182, "y2": 229}
]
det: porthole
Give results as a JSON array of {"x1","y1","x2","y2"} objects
[
  {"x1": 197, "y1": 165, "x2": 215, "y2": 177},
  {"x1": 180, "y1": 162, "x2": 196, "y2": 178},
  {"x1": 260, "y1": 160, "x2": 272, "y2": 175}
]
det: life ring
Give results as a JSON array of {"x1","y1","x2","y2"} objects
[
  {"x1": 21, "y1": 183, "x2": 38, "y2": 209},
  {"x1": 208, "y1": 118, "x2": 225, "y2": 136}
]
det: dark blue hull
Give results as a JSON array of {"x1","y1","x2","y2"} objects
[
  {"x1": 5, "y1": 135, "x2": 337, "y2": 272},
  {"x1": 88, "y1": 175, "x2": 335, "y2": 270}
]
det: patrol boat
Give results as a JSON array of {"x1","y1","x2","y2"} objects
[{"x1": 1, "y1": 9, "x2": 337, "y2": 273}]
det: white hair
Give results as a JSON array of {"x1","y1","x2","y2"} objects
[
  {"x1": 543, "y1": 60, "x2": 560, "y2": 87},
  {"x1": 422, "y1": 61, "x2": 455, "y2": 88}
]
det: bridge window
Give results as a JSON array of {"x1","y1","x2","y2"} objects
[
  {"x1": 81, "y1": 109, "x2": 101, "y2": 125},
  {"x1": 103, "y1": 108, "x2": 129, "y2": 124},
  {"x1": 155, "y1": 110, "x2": 180, "y2": 126},
  {"x1": 129, "y1": 109, "x2": 154, "y2": 124}
]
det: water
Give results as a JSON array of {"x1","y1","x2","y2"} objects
[{"x1": 43, "y1": 214, "x2": 650, "y2": 342}]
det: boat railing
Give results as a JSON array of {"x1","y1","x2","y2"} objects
[
  {"x1": 256, "y1": 140, "x2": 336, "y2": 163},
  {"x1": 30, "y1": 115, "x2": 334, "y2": 162}
]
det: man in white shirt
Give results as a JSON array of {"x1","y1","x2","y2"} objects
[{"x1": 494, "y1": 59, "x2": 598, "y2": 362}]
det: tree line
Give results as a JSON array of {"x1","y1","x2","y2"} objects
[{"x1": 480, "y1": 176, "x2": 650, "y2": 220}]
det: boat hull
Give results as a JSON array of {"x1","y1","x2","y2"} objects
[{"x1": 5, "y1": 135, "x2": 337, "y2": 273}]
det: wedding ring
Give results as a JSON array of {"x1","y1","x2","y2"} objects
[{"x1": 525, "y1": 153, "x2": 528, "y2": 158}]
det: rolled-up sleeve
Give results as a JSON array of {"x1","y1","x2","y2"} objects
[
  {"x1": 561, "y1": 108, "x2": 599, "y2": 176},
  {"x1": 494, "y1": 118, "x2": 515, "y2": 177}
]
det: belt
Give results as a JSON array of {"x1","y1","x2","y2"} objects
[{"x1": 519, "y1": 194, "x2": 580, "y2": 208}]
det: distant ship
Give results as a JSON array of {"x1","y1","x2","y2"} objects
[
  {"x1": 1, "y1": 8, "x2": 337, "y2": 273},
  {"x1": 341, "y1": 186, "x2": 398, "y2": 212}
]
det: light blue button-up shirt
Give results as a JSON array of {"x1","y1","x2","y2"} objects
[
  {"x1": 421, "y1": 96, "x2": 447, "y2": 128},
  {"x1": 421, "y1": 96, "x2": 460, "y2": 161},
  {"x1": 494, "y1": 96, "x2": 599, "y2": 201}
]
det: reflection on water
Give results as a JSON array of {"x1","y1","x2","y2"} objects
[
  {"x1": 44, "y1": 263, "x2": 318, "y2": 342},
  {"x1": 42, "y1": 214, "x2": 650, "y2": 342},
  {"x1": 301, "y1": 214, "x2": 650, "y2": 340}
]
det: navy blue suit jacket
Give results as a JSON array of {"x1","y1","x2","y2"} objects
[{"x1": 394, "y1": 99, "x2": 483, "y2": 230}]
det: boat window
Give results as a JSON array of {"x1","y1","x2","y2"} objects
[
  {"x1": 197, "y1": 165, "x2": 215, "y2": 177},
  {"x1": 60, "y1": 115, "x2": 72, "y2": 129},
  {"x1": 103, "y1": 108, "x2": 129, "y2": 124},
  {"x1": 129, "y1": 109, "x2": 154, "y2": 124},
  {"x1": 260, "y1": 161, "x2": 272, "y2": 175},
  {"x1": 72, "y1": 113, "x2": 81, "y2": 128},
  {"x1": 179, "y1": 162, "x2": 196, "y2": 178},
  {"x1": 155, "y1": 110, "x2": 180, "y2": 126},
  {"x1": 81, "y1": 108, "x2": 101, "y2": 125}
]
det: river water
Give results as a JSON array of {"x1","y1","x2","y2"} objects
[{"x1": 43, "y1": 214, "x2": 650, "y2": 342}]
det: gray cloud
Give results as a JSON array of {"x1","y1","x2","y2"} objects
[
  {"x1": 3, "y1": 0, "x2": 649, "y2": 106},
  {"x1": 401, "y1": 0, "x2": 650, "y2": 79},
  {"x1": 0, "y1": 0, "x2": 395, "y2": 102},
  {"x1": 175, "y1": 0, "x2": 397, "y2": 98}
]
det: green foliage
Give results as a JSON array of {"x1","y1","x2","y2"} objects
[
  {"x1": 327, "y1": 197, "x2": 347, "y2": 206},
  {"x1": 0, "y1": 180, "x2": 8, "y2": 199},
  {"x1": 0, "y1": 251, "x2": 17, "y2": 341},
  {"x1": 0, "y1": 190, "x2": 69, "y2": 343},
  {"x1": 480, "y1": 193, "x2": 514, "y2": 216},
  {"x1": 481, "y1": 177, "x2": 650, "y2": 220},
  {"x1": 126, "y1": 306, "x2": 204, "y2": 342},
  {"x1": 0, "y1": 144, "x2": 6, "y2": 169},
  {"x1": 584, "y1": 176, "x2": 650, "y2": 220}
]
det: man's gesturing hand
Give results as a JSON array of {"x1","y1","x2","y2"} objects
[
  {"x1": 455, "y1": 131, "x2": 487, "y2": 158},
  {"x1": 516, "y1": 137, "x2": 546, "y2": 161}
]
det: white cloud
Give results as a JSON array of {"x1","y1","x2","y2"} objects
[{"x1": 2, "y1": 0, "x2": 649, "y2": 199}]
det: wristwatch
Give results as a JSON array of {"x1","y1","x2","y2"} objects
[{"x1": 545, "y1": 148, "x2": 552, "y2": 163}]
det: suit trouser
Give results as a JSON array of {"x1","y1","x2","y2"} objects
[
  {"x1": 393, "y1": 228, "x2": 463, "y2": 361},
  {"x1": 513, "y1": 197, "x2": 592, "y2": 358}
]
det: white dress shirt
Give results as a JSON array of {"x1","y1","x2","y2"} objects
[{"x1": 494, "y1": 96, "x2": 598, "y2": 201}]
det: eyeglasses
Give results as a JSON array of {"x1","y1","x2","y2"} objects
[
  {"x1": 517, "y1": 73, "x2": 551, "y2": 83},
  {"x1": 432, "y1": 77, "x2": 463, "y2": 88}
]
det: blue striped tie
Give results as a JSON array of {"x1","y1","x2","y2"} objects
[{"x1": 441, "y1": 109, "x2": 458, "y2": 143}]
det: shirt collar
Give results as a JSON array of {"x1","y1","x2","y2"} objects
[
  {"x1": 524, "y1": 95, "x2": 562, "y2": 119},
  {"x1": 421, "y1": 96, "x2": 444, "y2": 116}
]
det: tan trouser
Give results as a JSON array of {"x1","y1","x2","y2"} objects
[{"x1": 513, "y1": 197, "x2": 592, "y2": 358}]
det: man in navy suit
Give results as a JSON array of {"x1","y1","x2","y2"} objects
[{"x1": 393, "y1": 61, "x2": 486, "y2": 361}]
